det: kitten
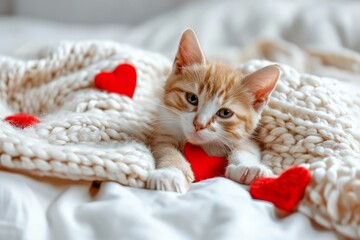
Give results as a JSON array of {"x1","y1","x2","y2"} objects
[{"x1": 147, "y1": 29, "x2": 280, "y2": 193}]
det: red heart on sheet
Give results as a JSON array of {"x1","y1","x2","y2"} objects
[
  {"x1": 94, "y1": 63, "x2": 137, "y2": 98},
  {"x1": 250, "y1": 166, "x2": 311, "y2": 212},
  {"x1": 183, "y1": 142, "x2": 227, "y2": 182},
  {"x1": 5, "y1": 113, "x2": 40, "y2": 129}
]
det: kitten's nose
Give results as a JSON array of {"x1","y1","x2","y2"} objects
[{"x1": 193, "y1": 119, "x2": 205, "y2": 132}]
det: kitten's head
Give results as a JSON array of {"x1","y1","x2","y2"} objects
[{"x1": 163, "y1": 29, "x2": 280, "y2": 148}]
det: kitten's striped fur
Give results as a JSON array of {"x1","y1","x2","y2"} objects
[{"x1": 147, "y1": 29, "x2": 280, "y2": 193}]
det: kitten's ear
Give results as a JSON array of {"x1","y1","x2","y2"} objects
[
  {"x1": 173, "y1": 29, "x2": 206, "y2": 74},
  {"x1": 242, "y1": 65, "x2": 280, "y2": 112}
]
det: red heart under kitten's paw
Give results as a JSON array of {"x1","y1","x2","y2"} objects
[{"x1": 250, "y1": 166, "x2": 311, "y2": 212}]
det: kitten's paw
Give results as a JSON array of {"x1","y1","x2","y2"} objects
[
  {"x1": 147, "y1": 167, "x2": 191, "y2": 193},
  {"x1": 225, "y1": 164, "x2": 273, "y2": 185}
]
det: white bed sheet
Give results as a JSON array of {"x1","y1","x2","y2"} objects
[
  {"x1": 1, "y1": 0, "x2": 360, "y2": 239},
  {"x1": 0, "y1": 170, "x2": 339, "y2": 240},
  {"x1": 1, "y1": 0, "x2": 360, "y2": 58}
]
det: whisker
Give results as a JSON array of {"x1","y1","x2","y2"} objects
[
  {"x1": 146, "y1": 99, "x2": 181, "y2": 116},
  {"x1": 151, "y1": 116, "x2": 179, "y2": 120}
]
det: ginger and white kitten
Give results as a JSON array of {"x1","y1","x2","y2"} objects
[{"x1": 147, "y1": 29, "x2": 280, "y2": 193}]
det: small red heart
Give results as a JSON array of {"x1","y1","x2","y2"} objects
[
  {"x1": 94, "y1": 63, "x2": 137, "y2": 98},
  {"x1": 250, "y1": 166, "x2": 311, "y2": 212},
  {"x1": 183, "y1": 142, "x2": 227, "y2": 182},
  {"x1": 5, "y1": 113, "x2": 40, "y2": 129}
]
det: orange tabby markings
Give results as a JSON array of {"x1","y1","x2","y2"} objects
[{"x1": 147, "y1": 29, "x2": 280, "y2": 192}]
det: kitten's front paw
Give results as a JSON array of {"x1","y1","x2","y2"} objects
[
  {"x1": 225, "y1": 164, "x2": 273, "y2": 185},
  {"x1": 147, "y1": 167, "x2": 191, "y2": 193}
]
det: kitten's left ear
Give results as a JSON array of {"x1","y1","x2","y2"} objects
[
  {"x1": 173, "y1": 29, "x2": 206, "y2": 74},
  {"x1": 242, "y1": 65, "x2": 280, "y2": 112}
]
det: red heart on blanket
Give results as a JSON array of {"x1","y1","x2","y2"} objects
[
  {"x1": 5, "y1": 113, "x2": 40, "y2": 129},
  {"x1": 94, "y1": 63, "x2": 137, "y2": 98},
  {"x1": 250, "y1": 166, "x2": 311, "y2": 212},
  {"x1": 183, "y1": 142, "x2": 227, "y2": 182}
]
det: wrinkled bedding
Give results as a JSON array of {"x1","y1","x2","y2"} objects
[
  {"x1": 1, "y1": 0, "x2": 360, "y2": 239},
  {"x1": 0, "y1": 171, "x2": 339, "y2": 240}
]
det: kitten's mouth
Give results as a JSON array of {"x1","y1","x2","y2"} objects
[{"x1": 187, "y1": 131, "x2": 208, "y2": 144}]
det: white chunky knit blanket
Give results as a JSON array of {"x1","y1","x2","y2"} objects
[
  {"x1": 0, "y1": 41, "x2": 359, "y2": 239},
  {"x1": 0, "y1": 41, "x2": 171, "y2": 188}
]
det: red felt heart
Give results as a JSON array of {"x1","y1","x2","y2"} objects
[
  {"x1": 5, "y1": 113, "x2": 40, "y2": 129},
  {"x1": 94, "y1": 63, "x2": 137, "y2": 98},
  {"x1": 250, "y1": 166, "x2": 311, "y2": 212},
  {"x1": 183, "y1": 142, "x2": 227, "y2": 182}
]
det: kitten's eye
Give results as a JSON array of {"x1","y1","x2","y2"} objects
[
  {"x1": 217, "y1": 108, "x2": 233, "y2": 118},
  {"x1": 185, "y1": 92, "x2": 198, "y2": 105}
]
